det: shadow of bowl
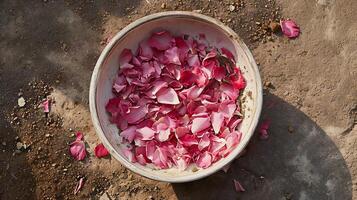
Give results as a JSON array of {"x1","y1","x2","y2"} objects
[{"x1": 173, "y1": 93, "x2": 352, "y2": 200}]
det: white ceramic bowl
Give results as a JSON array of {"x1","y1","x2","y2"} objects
[{"x1": 90, "y1": 11, "x2": 262, "y2": 183}]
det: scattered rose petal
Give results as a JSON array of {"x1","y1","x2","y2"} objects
[
  {"x1": 94, "y1": 143, "x2": 109, "y2": 158},
  {"x1": 156, "y1": 87, "x2": 180, "y2": 105},
  {"x1": 233, "y1": 179, "x2": 246, "y2": 192},
  {"x1": 191, "y1": 117, "x2": 211, "y2": 134},
  {"x1": 42, "y1": 99, "x2": 51, "y2": 113},
  {"x1": 74, "y1": 177, "x2": 85, "y2": 195},
  {"x1": 69, "y1": 132, "x2": 87, "y2": 161},
  {"x1": 211, "y1": 112, "x2": 224, "y2": 134},
  {"x1": 280, "y1": 19, "x2": 300, "y2": 38},
  {"x1": 148, "y1": 31, "x2": 172, "y2": 50},
  {"x1": 196, "y1": 151, "x2": 212, "y2": 168},
  {"x1": 259, "y1": 119, "x2": 271, "y2": 140}
]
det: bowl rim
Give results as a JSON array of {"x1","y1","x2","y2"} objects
[{"x1": 89, "y1": 11, "x2": 263, "y2": 183}]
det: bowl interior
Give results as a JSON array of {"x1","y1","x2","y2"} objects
[{"x1": 90, "y1": 12, "x2": 262, "y2": 182}]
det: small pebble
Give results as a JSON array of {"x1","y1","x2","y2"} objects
[
  {"x1": 45, "y1": 134, "x2": 50, "y2": 137},
  {"x1": 16, "y1": 142, "x2": 23, "y2": 150},
  {"x1": 18, "y1": 97, "x2": 26, "y2": 107},
  {"x1": 2, "y1": 142, "x2": 6, "y2": 146},
  {"x1": 161, "y1": 3, "x2": 166, "y2": 9},
  {"x1": 229, "y1": 5, "x2": 235, "y2": 11}
]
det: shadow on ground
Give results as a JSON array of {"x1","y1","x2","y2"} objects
[{"x1": 173, "y1": 93, "x2": 352, "y2": 200}]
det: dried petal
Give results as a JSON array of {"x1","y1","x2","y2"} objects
[
  {"x1": 280, "y1": 19, "x2": 300, "y2": 38},
  {"x1": 94, "y1": 143, "x2": 109, "y2": 158},
  {"x1": 157, "y1": 87, "x2": 180, "y2": 105},
  {"x1": 69, "y1": 132, "x2": 86, "y2": 161},
  {"x1": 191, "y1": 117, "x2": 211, "y2": 133},
  {"x1": 211, "y1": 112, "x2": 224, "y2": 134},
  {"x1": 196, "y1": 151, "x2": 212, "y2": 169},
  {"x1": 148, "y1": 31, "x2": 172, "y2": 50},
  {"x1": 233, "y1": 179, "x2": 246, "y2": 192},
  {"x1": 74, "y1": 177, "x2": 85, "y2": 195}
]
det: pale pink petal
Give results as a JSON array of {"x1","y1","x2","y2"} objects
[
  {"x1": 122, "y1": 146, "x2": 136, "y2": 163},
  {"x1": 280, "y1": 19, "x2": 300, "y2": 38},
  {"x1": 42, "y1": 99, "x2": 51, "y2": 113},
  {"x1": 157, "y1": 129, "x2": 171, "y2": 142},
  {"x1": 174, "y1": 156, "x2": 189, "y2": 171},
  {"x1": 187, "y1": 54, "x2": 200, "y2": 67},
  {"x1": 211, "y1": 112, "x2": 225, "y2": 134},
  {"x1": 120, "y1": 126, "x2": 137, "y2": 143},
  {"x1": 139, "y1": 40, "x2": 153, "y2": 60},
  {"x1": 146, "y1": 141, "x2": 156, "y2": 161},
  {"x1": 191, "y1": 117, "x2": 211, "y2": 133},
  {"x1": 226, "y1": 131, "x2": 242, "y2": 150},
  {"x1": 187, "y1": 85, "x2": 205, "y2": 100},
  {"x1": 233, "y1": 179, "x2": 246, "y2": 192},
  {"x1": 113, "y1": 75, "x2": 127, "y2": 93},
  {"x1": 198, "y1": 134, "x2": 210, "y2": 150},
  {"x1": 220, "y1": 83, "x2": 238, "y2": 101},
  {"x1": 148, "y1": 31, "x2": 172, "y2": 50},
  {"x1": 165, "y1": 47, "x2": 181, "y2": 65},
  {"x1": 156, "y1": 87, "x2": 180, "y2": 105},
  {"x1": 145, "y1": 80, "x2": 168, "y2": 98},
  {"x1": 119, "y1": 49, "x2": 133, "y2": 66},
  {"x1": 259, "y1": 119, "x2": 271, "y2": 140},
  {"x1": 74, "y1": 177, "x2": 85, "y2": 195},
  {"x1": 209, "y1": 136, "x2": 226, "y2": 154},
  {"x1": 196, "y1": 151, "x2": 212, "y2": 169},
  {"x1": 142, "y1": 62, "x2": 156, "y2": 78},
  {"x1": 192, "y1": 67, "x2": 208, "y2": 87},
  {"x1": 152, "y1": 147, "x2": 169, "y2": 169},
  {"x1": 219, "y1": 103, "x2": 236, "y2": 122},
  {"x1": 136, "y1": 126, "x2": 155, "y2": 140},
  {"x1": 175, "y1": 126, "x2": 190, "y2": 138},
  {"x1": 69, "y1": 132, "x2": 86, "y2": 161}
]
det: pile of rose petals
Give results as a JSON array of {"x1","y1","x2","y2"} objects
[{"x1": 106, "y1": 31, "x2": 247, "y2": 170}]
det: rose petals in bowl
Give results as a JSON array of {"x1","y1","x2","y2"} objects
[{"x1": 90, "y1": 12, "x2": 263, "y2": 183}]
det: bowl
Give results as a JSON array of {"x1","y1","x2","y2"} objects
[{"x1": 89, "y1": 11, "x2": 262, "y2": 183}]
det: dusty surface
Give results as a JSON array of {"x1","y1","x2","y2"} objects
[{"x1": 0, "y1": 0, "x2": 356, "y2": 199}]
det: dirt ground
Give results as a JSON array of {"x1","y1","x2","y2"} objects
[{"x1": 0, "y1": 0, "x2": 356, "y2": 200}]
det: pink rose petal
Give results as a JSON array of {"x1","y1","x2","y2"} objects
[
  {"x1": 42, "y1": 99, "x2": 51, "y2": 113},
  {"x1": 69, "y1": 132, "x2": 87, "y2": 161},
  {"x1": 156, "y1": 87, "x2": 180, "y2": 105},
  {"x1": 148, "y1": 31, "x2": 172, "y2": 51},
  {"x1": 139, "y1": 40, "x2": 154, "y2": 60},
  {"x1": 122, "y1": 146, "x2": 137, "y2": 163},
  {"x1": 280, "y1": 19, "x2": 300, "y2": 38},
  {"x1": 211, "y1": 112, "x2": 224, "y2": 134},
  {"x1": 191, "y1": 117, "x2": 211, "y2": 133},
  {"x1": 74, "y1": 177, "x2": 85, "y2": 195},
  {"x1": 94, "y1": 143, "x2": 109, "y2": 158},
  {"x1": 120, "y1": 126, "x2": 137, "y2": 143},
  {"x1": 119, "y1": 49, "x2": 133, "y2": 66},
  {"x1": 198, "y1": 134, "x2": 210, "y2": 150},
  {"x1": 221, "y1": 47, "x2": 235, "y2": 61},
  {"x1": 196, "y1": 151, "x2": 212, "y2": 169},
  {"x1": 165, "y1": 47, "x2": 181, "y2": 65},
  {"x1": 157, "y1": 129, "x2": 171, "y2": 142},
  {"x1": 233, "y1": 179, "x2": 246, "y2": 192},
  {"x1": 259, "y1": 119, "x2": 271, "y2": 140},
  {"x1": 136, "y1": 126, "x2": 155, "y2": 140}
]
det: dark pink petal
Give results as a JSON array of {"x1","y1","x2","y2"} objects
[
  {"x1": 42, "y1": 99, "x2": 51, "y2": 113},
  {"x1": 212, "y1": 66, "x2": 226, "y2": 81},
  {"x1": 221, "y1": 47, "x2": 235, "y2": 61},
  {"x1": 211, "y1": 112, "x2": 224, "y2": 134},
  {"x1": 198, "y1": 134, "x2": 210, "y2": 150},
  {"x1": 169, "y1": 80, "x2": 183, "y2": 90},
  {"x1": 120, "y1": 126, "x2": 137, "y2": 143},
  {"x1": 119, "y1": 49, "x2": 133, "y2": 66},
  {"x1": 165, "y1": 47, "x2": 181, "y2": 65},
  {"x1": 191, "y1": 117, "x2": 211, "y2": 133},
  {"x1": 280, "y1": 19, "x2": 300, "y2": 38},
  {"x1": 227, "y1": 116, "x2": 242, "y2": 131},
  {"x1": 136, "y1": 126, "x2": 155, "y2": 140},
  {"x1": 148, "y1": 31, "x2": 172, "y2": 51},
  {"x1": 233, "y1": 179, "x2": 246, "y2": 192},
  {"x1": 132, "y1": 56, "x2": 141, "y2": 66},
  {"x1": 74, "y1": 177, "x2": 85, "y2": 195},
  {"x1": 136, "y1": 154, "x2": 147, "y2": 165},
  {"x1": 156, "y1": 87, "x2": 180, "y2": 105},
  {"x1": 179, "y1": 134, "x2": 198, "y2": 147},
  {"x1": 196, "y1": 151, "x2": 212, "y2": 169},
  {"x1": 229, "y1": 69, "x2": 246, "y2": 90},
  {"x1": 69, "y1": 132, "x2": 86, "y2": 161},
  {"x1": 94, "y1": 143, "x2": 109, "y2": 158},
  {"x1": 180, "y1": 70, "x2": 198, "y2": 87},
  {"x1": 139, "y1": 40, "x2": 154, "y2": 60},
  {"x1": 113, "y1": 75, "x2": 127, "y2": 93},
  {"x1": 192, "y1": 67, "x2": 208, "y2": 87}
]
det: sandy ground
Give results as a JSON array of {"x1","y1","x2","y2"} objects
[{"x1": 0, "y1": 0, "x2": 356, "y2": 199}]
